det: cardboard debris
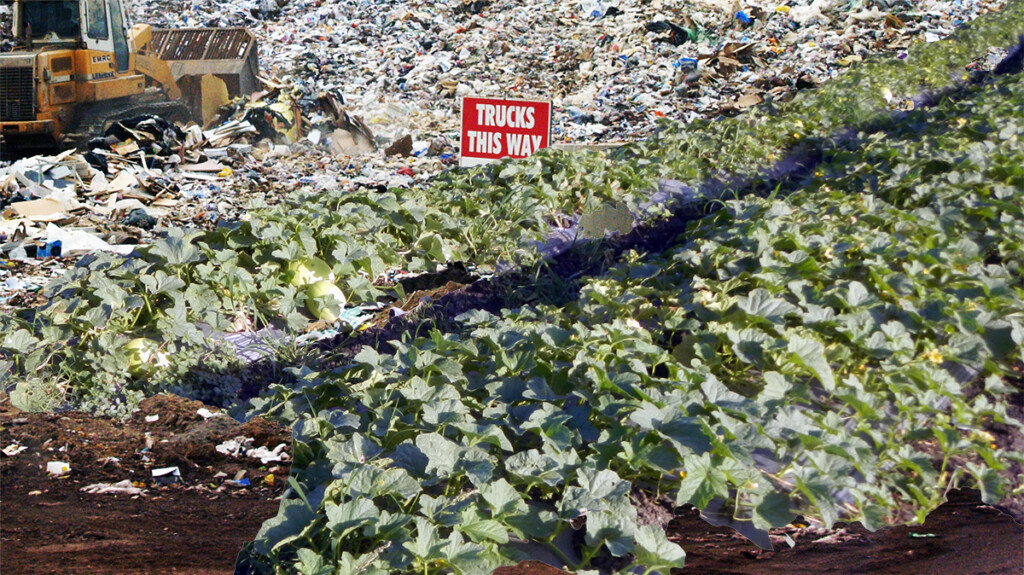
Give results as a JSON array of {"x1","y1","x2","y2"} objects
[
  {"x1": 0, "y1": 219, "x2": 36, "y2": 240},
  {"x1": 204, "y1": 120, "x2": 257, "y2": 142},
  {"x1": 112, "y1": 140, "x2": 141, "y2": 156},
  {"x1": 385, "y1": 135, "x2": 414, "y2": 157},
  {"x1": 7, "y1": 198, "x2": 73, "y2": 222},
  {"x1": 178, "y1": 172, "x2": 223, "y2": 181},
  {"x1": 329, "y1": 128, "x2": 375, "y2": 157},
  {"x1": 104, "y1": 171, "x2": 142, "y2": 194},
  {"x1": 735, "y1": 93, "x2": 764, "y2": 109},
  {"x1": 180, "y1": 160, "x2": 227, "y2": 173}
]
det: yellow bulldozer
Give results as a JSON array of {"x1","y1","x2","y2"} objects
[{"x1": 0, "y1": 0, "x2": 259, "y2": 155}]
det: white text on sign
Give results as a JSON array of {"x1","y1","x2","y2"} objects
[
  {"x1": 464, "y1": 131, "x2": 544, "y2": 156},
  {"x1": 475, "y1": 104, "x2": 536, "y2": 129}
]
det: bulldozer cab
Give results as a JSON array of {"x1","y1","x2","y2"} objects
[
  {"x1": 21, "y1": 1, "x2": 81, "y2": 41},
  {"x1": 14, "y1": 0, "x2": 131, "y2": 72}
]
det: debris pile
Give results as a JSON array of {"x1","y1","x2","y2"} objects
[
  {"x1": 0, "y1": 116, "x2": 258, "y2": 256},
  {"x1": 130, "y1": 0, "x2": 1009, "y2": 145}
]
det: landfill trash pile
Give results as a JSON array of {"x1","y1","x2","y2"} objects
[
  {"x1": 0, "y1": 101, "x2": 289, "y2": 311},
  {"x1": 126, "y1": 0, "x2": 1007, "y2": 147},
  {"x1": 0, "y1": 4, "x2": 13, "y2": 49}
]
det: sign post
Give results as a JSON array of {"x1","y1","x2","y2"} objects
[{"x1": 460, "y1": 97, "x2": 552, "y2": 167}]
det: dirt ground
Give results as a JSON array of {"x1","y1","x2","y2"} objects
[
  {"x1": 2, "y1": 394, "x2": 1022, "y2": 575},
  {"x1": 669, "y1": 490, "x2": 1022, "y2": 575},
  {"x1": 0, "y1": 395, "x2": 290, "y2": 575}
]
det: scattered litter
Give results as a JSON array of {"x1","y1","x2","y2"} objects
[
  {"x1": 44, "y1": 224, "x2": 135, "y2": 256},
  {"x1": 120, "y1": 0, "x2": 1003, "y2": 151},
  {"x1": 152, "y1": 466, "x2": 182, "y2": 484},
  {"x1": 2, "y1": 444, "x2": 27, "y2": 457},
  {"x1": 46, "y1": 461, "x2": 71, "y2": 476},
  {"x1": 811, "y1": 529, "x2": 862, "y2": 545},
  {"x1": 248, "y1": 444, "x2": 290, "y2": 464},
  {"x1": 196, "y1": 408, "x2": 218, "y2": 419},
  {"x1": 3, "y1": 278, "x2": 28, "y2": 291},
  {"x1": 215, "y1": 436, "x2": 290, "y2": 464},
  {"x1": 144, "y1": 414, "x2": 160, "y2": 423},
  {"x1": 215, "y1": 436, "x2": 250, "y2": 457},
  {"x1": 82, "y1": 480, "x2": 147, "y2": 496}
]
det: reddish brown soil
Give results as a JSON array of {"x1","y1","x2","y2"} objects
[
  {"x1": 1, "y1": 395, "x2": 290, "y2": 575},
  {"x1": 671, "y1": 491, "x2": 1022, "y2": 575},
  {"x1": 2, "y1": 394, "x2": 1022, "y2": 575},
  {"x1": 497, "y1": 490, "x2": 1024, "y2": 575}
]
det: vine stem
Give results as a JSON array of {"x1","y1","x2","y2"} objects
[
  {"x1": 579, "y1": 543, "x2": 601, "y2": 567},
  {"x1": 539, "y1": 538, "x2": 579, "y2": 572}
]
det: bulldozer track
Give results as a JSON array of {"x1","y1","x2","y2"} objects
[
  {"x1": 1, "y1": 100, "x2": 192, "y2": 159},
  {"x1": 69, "y1": 99, "x2": 193, "y2": 149}
]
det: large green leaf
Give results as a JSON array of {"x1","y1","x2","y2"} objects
[
  {"x1": 252, "y1": 498, "x2": 317, "y2": 554},
  {"x1": 405, "y1": 517, "x2": 447, "y2": 562},
  {"x1": 634, "y1": 524, "x2": 687, "y2": 572},
  {"x1": 676, "y1": 453, "x2": 729, "y2": 509},
  {"x1": 787, "y1": 335, "x2": 835, "y2": 391},
  {"x1": 325, "y1": 498, "x2": 378, "y2": 536},
  {"x1": 480, "y1": 478, "x2": 529, "y2": 518},
  {"x1": 737, "y1": 288, "x2": 799, "y2": 323}
]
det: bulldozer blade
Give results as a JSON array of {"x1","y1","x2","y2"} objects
[{"x1": 150, "y1": 28, "x2": 259, "y2": 113}]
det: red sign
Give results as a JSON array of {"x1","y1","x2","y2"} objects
[{"x1": 460, "y1": 97, "x2": 552, "y2": 167}]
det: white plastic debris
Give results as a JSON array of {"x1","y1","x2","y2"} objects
[
  {"x1": 216, "y1": 436, "x2": 290, "y2": 464},
  {"x1": 81, "y1": 480, "x2": 146, "y2": 495},
  {"x1": 196, "y1": 408, "x2": 217, "y2": 419},
  {"x1": 152, "y1": 466, "x2": 182, "y2": 483},
  {"x1": 2, "y1": 444, "x2": 27, "y2": 457},
  {"x1": 46, "y1": 461, "x2": 71, "y2": 476},
  {"x1": 215, "y1": 436, "x2": 250, "y2": 457},
  {"x1": 44, "y1": 224, "x2": 136, "y2": 256},
  {"x1": 2, "y1": 278, "x2": 27, "y2": 292},
  {"x1": 248, "y1": 443, "x2": 290, "y2": 464}
]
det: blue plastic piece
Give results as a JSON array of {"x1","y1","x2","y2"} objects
[
  {"x1": 736, "y1": 11, "x2": 753, "y2": 24},
  {"x1": 674, "y1": 57, "x2": 699, "y2": 70},
  {"x1": 38, "y1": 240, "x2": 61, "y2": 258}
]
